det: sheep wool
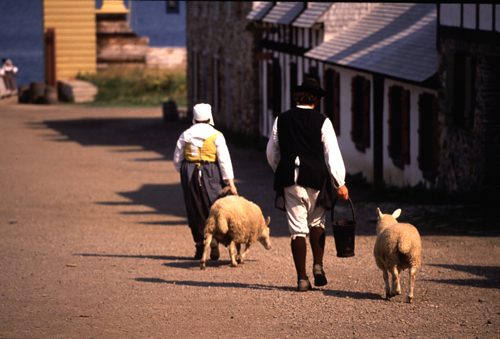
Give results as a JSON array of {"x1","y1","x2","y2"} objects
[
  {"x1": 200, "y1": 191, "x2": 271, "y2": 270},
  {"x1": 374, "y1": 207, "x2": 422, "y2": 303}
]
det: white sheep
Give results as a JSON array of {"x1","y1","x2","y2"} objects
[
  {"x1": 374, "y1": 208, "x2": 422, "y2": 303},
  {"x1": 200, "y1": 190, "x2": 271, "y2": 270}
]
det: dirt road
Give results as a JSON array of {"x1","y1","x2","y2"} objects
[{"x1": 1, "y1": 97, "x2": 499, "y2": 338}]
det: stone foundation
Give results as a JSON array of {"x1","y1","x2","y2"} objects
[{"x1": 146, "y1": 47, "x2": 186, "y2": 70}]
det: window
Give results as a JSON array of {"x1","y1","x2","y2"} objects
[
  {"x1": 192, "y1": 51, "x2": 198, "y2": 103},
  {"x1": 266, "y1": 59, "x2": 282, "y2": 118},
  {"x1": 166, "y1": 1, "x2": 179, "y2": 14},
  {"x1": 212, "y1": 57, "x2": 221, "y2": 114},
  {"x1": 213, "y1": 2, "x2": 219, "y2": 20},
  {"x1": 272, "y1": 59, "x2": 282, "y2": 117},
  {"x1": 201, "y1": 2, "x2": 207, "y2": 18},
  {"x1": 351, "y1": 76, "x2": 370, "y2": 152},
  {"x1": 445, "y1": 52, "x2": 475, "y2": 129},
  {"x1": 388, "y1": 85, "x2": 410, "y2": 168},
  {"x1": 225, "y1": 2, "x2": 231, "y2": 22},
  {"x1": 323, "y1": 69, "x2": 340, "y2": 135},
  {"x1": 418, "y1": 93, "x2": 439, "y2": 182}
]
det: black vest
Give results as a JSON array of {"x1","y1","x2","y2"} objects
[{"x1": 274, "y1": 107, "x2": 329, "y2": 191}]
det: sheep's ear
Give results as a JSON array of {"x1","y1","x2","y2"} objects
[
  {"x1": 377, "y1": 207, "x2": 383, "y2": 219},
  {"x1": 392, "y1": 209, "x2": 401, "y2": 219},
  {"x1": 265, "y1": 216, "x2": 271, "y2": 226}
]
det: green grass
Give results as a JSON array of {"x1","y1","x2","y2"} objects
[{"x1": 76, "y1": 66, "x2": 187, "y2": 107}]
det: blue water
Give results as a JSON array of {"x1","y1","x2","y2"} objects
[{"x1": 0, "y1": 0, "x2": 186, "y2": 87}]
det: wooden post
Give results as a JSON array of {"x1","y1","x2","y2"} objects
[{"x1": 45, "y1": 28, "x2": 56, "y2": 87}]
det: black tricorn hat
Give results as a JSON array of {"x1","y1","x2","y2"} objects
[{"x1": 291, "y1": 78, "x2": 327, "y2": 98}]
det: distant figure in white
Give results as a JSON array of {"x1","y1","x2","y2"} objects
[{"x1": 0, "y1": 59, "x2": 19, "y2": 97}]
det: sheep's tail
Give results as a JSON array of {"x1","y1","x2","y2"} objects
[
  {"x1": 397, "y1": 224, "x2": 420, "y2": 255},
  {"x1": 218, "y1": 186, "x2": 234, "y2": 198},
  {"x1": 397, "y1": 240, "x2": 412, "y2": 256},
  {"x1": 206, "y1": 212, "x2": 229, "y2": 235}
]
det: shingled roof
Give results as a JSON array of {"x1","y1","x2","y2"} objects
[
  {"x1": 292, "y1": 2, "x2": 332, "y2": 28},
  {"x1": 305, "y1": 3, "x2": 437, "y2": 82},
  {"x1": 246, "y1": 2, "x2": 274, "y2": 21},
  {"x1": 262, "y1": 2, "x2": 305, "y2": 25}
]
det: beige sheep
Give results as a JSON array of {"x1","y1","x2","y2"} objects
[
  {"x1": 200, "y1": 191, "x2": 271, "y2": 270},
  {"x1": 374, "y1": 208, "x2": 422, "y2": 303}
]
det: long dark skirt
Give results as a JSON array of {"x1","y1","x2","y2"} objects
[{"x1": 180, "y1": 161, "x2": 224, "y2": 243}]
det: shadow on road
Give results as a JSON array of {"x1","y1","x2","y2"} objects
[
  {"x1": 96, "y1": 183, "x2": 188, "y2": 222},
  {"x1": 135, "y1": 277, "x2": 301, "y2": 292},
  {"x1": 37, "y1": 116, "x2": 497, "y2": 238},
  {"x1": 134, "y1": 277, "x2": 383, "y2": 299},
  {"x1": 76, "y1": 253, "x2": 190, "y2": 261},
  {"x1": 426, "y1": 264, "x2": 500, "y2": 289}
]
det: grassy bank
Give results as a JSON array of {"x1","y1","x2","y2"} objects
[{"x1": 77, "y1": 66, "x2": 187, "y2": 107}]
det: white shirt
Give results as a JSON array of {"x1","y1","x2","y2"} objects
[
  {"x1": 266, "y1": 107, "x2": 346, "y2": 189},
  {"x1": 173, "y1": 123, "x2": 234, "y2": 180}
]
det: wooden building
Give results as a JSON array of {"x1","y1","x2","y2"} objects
[{"x1": 43, "y1": 0, "x2": 97, "y2": 83}]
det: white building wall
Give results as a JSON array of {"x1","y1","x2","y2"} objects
[{"x1": 382, "y1": 79, "x2": 438, "y2": 187}]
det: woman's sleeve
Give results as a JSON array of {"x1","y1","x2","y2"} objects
[{"x1": 173, "y1": 134, "x2": 185, "y2": 173}]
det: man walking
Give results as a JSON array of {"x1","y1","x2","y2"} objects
[{"x1": 266, "y1": 78, "x2": 348, "y2": 291}]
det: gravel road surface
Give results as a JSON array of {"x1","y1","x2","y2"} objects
[{"x1": 1, "y1": 97, "x2": 499, "y2": 338}]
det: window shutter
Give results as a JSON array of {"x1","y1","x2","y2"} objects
[
  {"x1": 445, "y1": 53, "x2": 454, "y2": 117},
  {"x1": 464, "y1": 55, "x2": 475, "y2": 129},
  {"x1": 417, "y1": 93, "x2": 429, "y2": 171},
  {"x1": 350, "y1": 77, "x2": 357, "y2": 143},
  {"x1": 333, "y1": 71, "x2": 340, "y2": 135},
  {"x1": 362, "y1": 78, "x2": 371, "y2": 148},
  {"x1": 290, "y1": 63, "x2": 298, "y2": 94},
  {"x1": 401, "y1": 89, "x2": 410, "y2": 165},
  {"x1": 432, "y1": 96, "x2": 440, "y2": 176},
  {"x1": 272, "y1": 58, "x2": 281, "y2": 117},
  {"x1": 387, "y1": 86, "x2": 393, "y2": 159},
  {"x1": 323, "y1": 69, "x2": 334, "y2": 121},
  {"x1": 267, "y1": 62, "x2": 273, "y2": 110}
]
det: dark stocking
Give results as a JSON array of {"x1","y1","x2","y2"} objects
[
  {"x1": 291, "y1": 236, "x2": 308, "y2": 280},
  {"x1": 309, "y1": 227, "x2": 325, "y2": 266}
]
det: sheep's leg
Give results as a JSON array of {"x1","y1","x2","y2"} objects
[
  {"x1": 200, "y1": 233, "x2": 212, "y2": 270},
  {"x1": 228, "y1": 241, "x2": 238, "y2": 267},
  {"x1": 235, "y1": 243, "x2": 241, "y2": 261},
  {"x1": 406, "y1": 266, "x2": 418, "y2": 303},
  {"x1": 382, "y1": 269, "x2": 391, "y2": 299},
  {"x1": 237, "y1": 244, "x2": 251, "y2": 264},
  {"x1": 389, "y1": 266, "x2": 401, "y2": 297}
]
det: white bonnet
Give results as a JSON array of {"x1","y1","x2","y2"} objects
[{"x1": 192, "y1": 103, "x2": 214, "y2": 126}]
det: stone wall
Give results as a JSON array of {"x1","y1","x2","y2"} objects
[
  {"x1": 437, "y1": 39, "x2": 500, "y2": 193},
  {"x1": 146, "y1": 47, "x2": 186, "y2": 70},
  {"x1": 186, "y1": 2, "x2": 261, "y2": 136}
]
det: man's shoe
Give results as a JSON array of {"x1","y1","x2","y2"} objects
[
  {"x1": 297, "y1": 279, "x2": 312, "y2": 292},
  {"x1": 210, "y1": 238, "x2": 220, "y2": 260},
  {"x1": 313, "y1": 264, "x2": 327, "y2": 287}
]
